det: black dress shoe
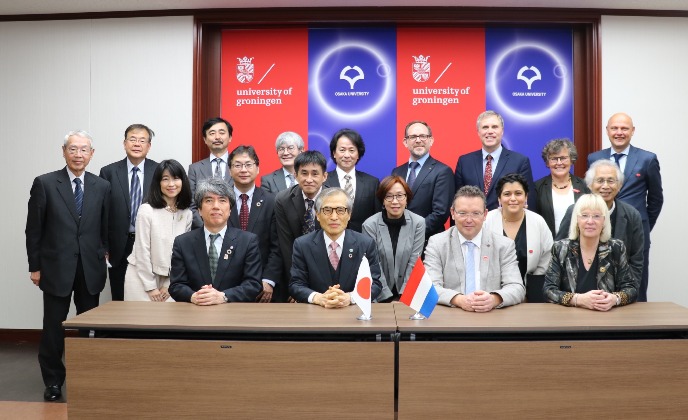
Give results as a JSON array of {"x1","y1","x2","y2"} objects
[{"x1": 43, "y1": 385, "x2": 62, "y2": 402}]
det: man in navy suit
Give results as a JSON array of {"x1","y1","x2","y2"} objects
[
  {"x1": 454, "y1": 110, "x2": 536, "y2": 211},
  {"x1": 391, "y1": 120, "x2": 454, "y2": 240},
  {"x1": 99, "y1": 124, "x2": 158, "y2": 301},
  {"x1": 169, "y1": 177, "x2": 262, "y2": 305},
  {"x1": 290, "y1": 188, "x2": 382, "y2": 306},
  {"x1": 26, "y1": 130, "x2": 110, "y2": 401},
  {"x1": 188, "y1": 117, "x2": 235, "y2": 229},
  {"x1": 588, "y1": 113, "x2": 663, "y2": 302},
  {"x1": 227, "y1": 145, "x2": 282, "y2": 302}
]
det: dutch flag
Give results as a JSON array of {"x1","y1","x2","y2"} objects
[{"x1": 400, "y1": 257, "x2": 439, "y2": 317}]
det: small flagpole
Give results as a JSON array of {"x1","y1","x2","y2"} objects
[
  {"x1": 409, "y1": 312, "x2": 426, "y2": 320},
  {"x1": 357, "y1": 313, "x2": 372, "y2": 321}
]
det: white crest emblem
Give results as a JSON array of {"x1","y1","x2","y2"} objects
[
  {"x1": 236, "y1": 56, "x2": 255, "y2": 84},
  {"x1": 516, "y1": 66, "x2": 541, "y2": 90},
  {"x1": 340, "y1": 65, "x2": 365, "y2": 90},
  {"x1": 412, "y1": 55, "x2": 430, "y2": 82}
]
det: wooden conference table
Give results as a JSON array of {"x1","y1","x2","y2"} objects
[{"x1": 64, "y1": 302, "x2": 688, "y2": 419}]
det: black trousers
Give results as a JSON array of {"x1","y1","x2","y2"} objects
[
  {"x1": 38, "y1": 256, "x2": 99, "y2": 387},
  {"x1": 107, "y1": 234, "x2": 135, "y2": 301}
]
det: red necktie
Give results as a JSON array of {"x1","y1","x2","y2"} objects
[
  {"x1": 484, "y1": 154, "x2": 493, "y2": 196},
  {"x1": 239, "y1": 193, "x2": 249, "y2": 231}
]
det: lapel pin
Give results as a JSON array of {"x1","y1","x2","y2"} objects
[
  {"x1": 349, "y1": 254, "x2": 353, "y2": 259},
  {"x1": 256, "y1": 200, "x2": 263, "y2": 207},
  {"x1": 573, "y1": 189, "x2": 580, "y2": 193},
  {"x1": 635, "y1": 173, "x2": 641, "y2": 177},
  {"x1": 529, "y1": 249, "x2": 534, "y2": 254},
  {"x1": 600, "y1": 267, "x2": 606, "y2": 273},
  {"x1": 482, "y1": 256, "x2": 488, "y2": 261}
]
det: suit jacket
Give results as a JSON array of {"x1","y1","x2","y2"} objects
[
  {"x1": 534, "y1": 174, "x2": 590, "y2": 237},
  {"x1": 325, "y1": 169, "x2": 381, "y2": 233},
  {"x1": 228, "y1": 187, "x2": 283, "y2": 298},
  {"x1": 543, "y1": 239, "x2": 637, "y2": 306},
  {"x1": 99, "y1": 157, "x2": 158, "y2": 266},
  {"x1": 188, "y1": 157, "x2": 235, "y2": 229},
  {"x1": 588, "y1": 145, "x2": 663, "y2": 239},
  {"x1": 25, "y1": 168, "x2": 111, "y2": 297},
  {"x1": 555, "y1": 199, "x2": 644, "y2": 288},
  {"x1": 169, "y1": 226, "x2": 263, "y2": 303},
  {"x1": 362, "y1": 210, "x2": 425, "y2": 301},
  {"x1": 484, "y1": 208, "x2": 553, "y2": 278},
  {"x1": 391, "y1": 155, "x2": 454, "y2": 238},
  {"x1": 424, "y1": 227, "x2": 525, "y2": 307},
  {"x1": 260, "y1": 168, "x2": 289, "y2": 194},
  {"x1": 454, "y1": 148, "x2": 536, "y2": 211},
  {"x1": 289, "y1": 229, "x2": 383, "y2": 303}
]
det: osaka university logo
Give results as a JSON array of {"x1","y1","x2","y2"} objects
[
  {"x1": 412, "y1": 55, "x2": 430, "y2": 82},
  {"x1": 236, "y1": 56, "x2": 255, "y2": 84},
  {"x1": 516, "y1": 65, "x2": 541, "y2": 90}
]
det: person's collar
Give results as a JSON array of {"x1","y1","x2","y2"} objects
[
  {"x1": 611, "y1": 145, "x2": 630, "y2": 156},
  {"x1": 609, "y1": 200, "x2": 617, "y2": 215},
  {"x1": 336, "y1": 166, "x2": 355, "y2": 178},
  {"x1": 234, "y1": 185, "x2": 255, "y2": 198},
  {"x1": 323, "y1": 230, "x2": 346, "y2": 249},
  {"x1": 409, "y1": 153, "x2": 430, "y2": 166},
  {"x1": 210, "y1": 152, "x2": 229, "y2": 162},
  {"x1": 281, "y1": 167, "x2": 294, "y2": 178},
  {"x1": 302, "y1": 187, "x2": 323, "y2": 201},
  {"x1": 127, "y1": 158, "x2": 145, "y2": 172},
  {"x1": 483, "y1": 145, "x2": 503, "y2": 160},
  {"x1": 457, "y1": 229, "x2": 483, "y2": 248},
  {"x1": 66, "y1": 168, "x2": 84, "y2": 183},
  {"x1": 204, "y1": 225, "x2": 228, "y2": 238}
]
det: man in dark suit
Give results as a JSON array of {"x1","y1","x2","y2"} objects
[
  {"x1": 260, "y1": 131, "x2": 304, "y2": 194},
  {"x1": 99, "y1": 124, "x2": 158, "y2": 301},
  {"x1": 169, "y1": 177, "x2": 262, "y2": 304},
  {"x1": 26, "y1": 130, "x2": 110, "y2": 402},
  {"x1": 556, "y1": 160, "x2": 645, "y2": 294},
  {"x1": 290, "y1": 188, "x2": 382, "y2": 306},
  {"x1": 326, "y1": 128, "x2": 380, "y2": 232},
  {"x1": 188, "y1": 117, "x2": 235, "y2": 229},
  {"x1": 274, "y1": 151, "x2": 329, "y2": 302},
  {"x1": 227, "y1": 145, "x2": 282, "y2": 302},
  {"x1": 454, "y1": 110, "x2": 536, "y2": 211},
  {"x1": 588, "y1": 113, "x2": 663, "y2": 302},
  {"x1": 391, "y1": 120, "x2": 454, "y2": 240}
]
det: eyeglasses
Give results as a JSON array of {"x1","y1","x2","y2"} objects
[
  {"x1": 578, "y1": 214, "x2": 604, "y2": 222},
  {"x1": 384, "y1": 193, "x2": 407, "y2": 202},
  {"x1": 277, "y1": 145, "x2": 298, "y2": 154},
  {"x1": 593, "y1": 178, "x2": 617, "y2": 186},
  {"x1": 65, "y1": 147, "x2": 92, "y2": 155},
  {"x1": 231, "y1": 162, "x2": 256, "y2": 170},
  {"x1": 405, "y1": 134, "x2": 431, "y2": 142},
  {"x1": 454, "y1": 211, "x2": 484, "y2": 220},
  {"x1": 548, "y1": 156, "x2": 570, "y2": 163},
  {"x1": 320, "y1": 206, "x2": 349, "y2": 216},
  {"x1": 126, "y1": 138, "x2": 150, "y2": 145}
]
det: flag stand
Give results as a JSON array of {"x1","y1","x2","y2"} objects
[
  {"x1": 357, "y1": 314, "x2": 372, "y2": 321},
  {"x1": 409, "y1": 312, "x2": 426, "y2": 320}
]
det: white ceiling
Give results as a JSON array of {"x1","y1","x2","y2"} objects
[{"x1": 1, "y1": 0, "x2": 687, "y2": 16}]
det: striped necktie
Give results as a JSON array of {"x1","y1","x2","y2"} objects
[
  {"x1": 130, "y1": 167, "x2": 141, "y2": 229},
  {"x1": 73, "y1": 178, "x2": 83, "y2": 216}
]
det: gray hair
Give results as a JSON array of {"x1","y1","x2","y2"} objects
[
  {"x1": 275, "y1": 131, "x2": 304, "y2": 150},
  {"x1": 63, "y1": 130, "x2": 93, "y2": 147},
  {"x1": 314, "y1": 187, "x2": 352, "y2": 213},
  {"x1": 451, "y1": 185, "x2": 486, "y2": 209},
  {"x1": 541, "y1": 138, "x2": 578, "y2": 164},
  {"x1": 476, "y1": 110, "x2": 504, "y2": 131},
  {"x1": 568, "y1": 193, "x2": 612, "y2": 242},
  {"x1": 585, "y1": 159, "x2": 624, "y2": 189},
  {"x1": 194, "y1": 177, "x2": 236, "y2": 210}
]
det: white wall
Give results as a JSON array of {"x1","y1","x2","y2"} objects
[
  {"x1": 0, "y1": 16, "x2": 193, "y2": 328},
  {"x1": 601, "y1": 15, "x2": 687, "y2": 306}
]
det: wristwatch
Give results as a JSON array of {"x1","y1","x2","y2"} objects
[
  {"x1": 615, "y1": 295, "x2": 621, "y2": 306},
  {"x1": 222, "y1": 293, "x2": 228, "y2": 303}
]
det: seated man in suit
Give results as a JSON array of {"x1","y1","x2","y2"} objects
[
  {"x1": 454, "y1": 110, "x2": 536, "y2": 210},
  {"x1": 289, "y1": 188, "x2": 383, "y2": 307},
  {"x1": 426, "y1": 185, "x2": 524, "y2": 312},
  {"x1": 169, "y1": 177, "x2": 262, "y2": 305},
  {"x1": 228, "y1": 145, "x2": 282, "y2": 303},
  {"x1": 188, "y1": 117, "x2": 235, "y2": 229},
  {"x1": 260, "y1": 131, "x2": 304, "y2": 194}
]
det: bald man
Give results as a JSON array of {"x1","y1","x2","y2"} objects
[{"x1": 588, "y1": 113, "x2": 663, "y2": 302}]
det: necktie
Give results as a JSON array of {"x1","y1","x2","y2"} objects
[
  {"x1": 612, "y1": 153, "x2": 624, "y2": 167},
  {"x1": 208, "y1": 233, "x2": 220, "y2": 282},
  {"x1": 329, "y1": 242, "x2": 340, "y2": 270},
  {"x1": 286, "y1": 174, "x2": 295, "y2": 188},
  {"x1": 73, "y1": 178, "x2": 83, "y2": 217},
  {"x1": 483, "y1": 155, "x2": 493, "y2": 196},
  {"x1": 407, "y1": 161, "x2": 420, "y2": 189},
  {"x1": 213, "y1": 158, "x2": 223, "y2": 178},
  {"x1": 465, "y1": 241, "x2": 476, "y2": 295},
  {"x1": 130, "y1": 167, "x2": 141, "y2": 229},
  {"x1": 239, "y1": 193, "x2": 249, "y2": 231},
  {"x1": 303, "y1": 199, "x2": 315, "y2": 235},
  {"x1": 343, "y1": 174, "x2": 354, "y2": 200}
]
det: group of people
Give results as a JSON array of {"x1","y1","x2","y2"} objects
[{"x1": 25, "y1": 110, "x2": 662, "y2": 401}]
